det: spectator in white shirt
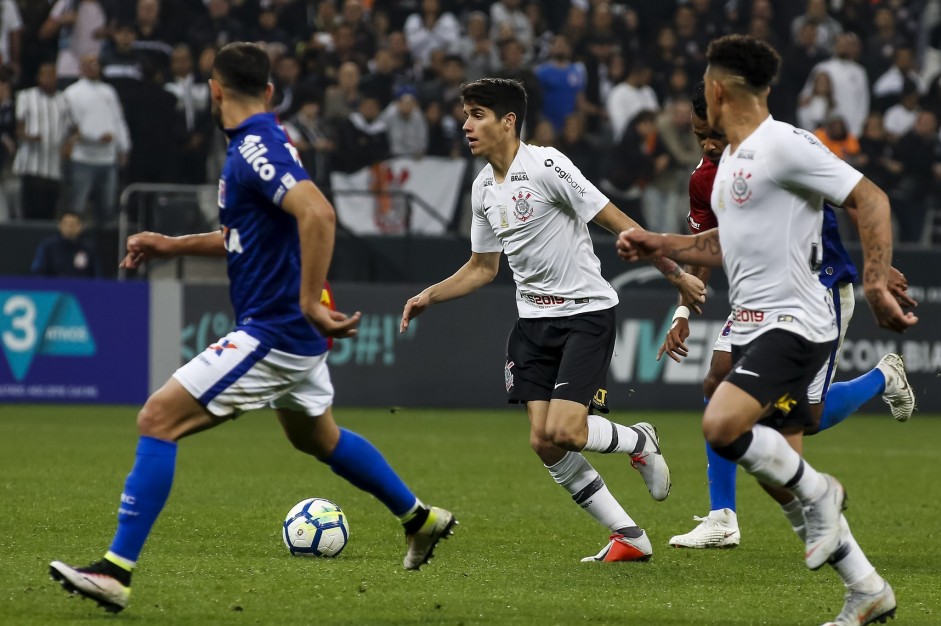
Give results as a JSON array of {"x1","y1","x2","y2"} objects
[
  {"x1": 802, "y1": 33, "x2": 869, "y2": 136},
  {"x1": 382, "y1": 85, "x2": 428, "y2": 158},
  {"x1": 790, "y1": 0, "x2": 843, "y2": 54},
  {"x1": 490, "y1": 0, "x2": 533, "y2": 53},
  {"x1": 403, "y1": 0, "x2": 460, "y2": 67},
  {"x1": 0, "y1": 0, "x2": 23, "y2": 72},
  {"x1": 62, "y1": 53, "x2": 130, "y2": 224},
  {"x1": 796, "y1": 71, "x2": 836, "y2": 131},
  {"x1": 883, "y1": 81, "x2": 921, "y2": 141},
  {"x1": 39, "y1": 0, "x2": 107, "y2": 86},
  {"x1": 606, "y1": 60, "x2": 659, "y2": 143},
  {"x1": 873, "y1": 46, "x2": 926, "y2": 105},
  {"x1": 14, "y1": 62, "x2": 71, "y2": 220}
]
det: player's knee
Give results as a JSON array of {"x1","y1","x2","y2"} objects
[
  {"x1": 136, "y1": 399, "x2": 173, "y2": 439},
  {"x1": 288, "y1": 432, "x2": 328, "y2": 459},
  {"x1": 701, "y1": 412, "x2": 740, "y2": 448},
  {"x1": 544, "y1": 423, "x2": 582, "y2": 450}
]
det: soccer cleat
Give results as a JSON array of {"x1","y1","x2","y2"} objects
[
  {"x1": 49, "y1": 559, "x2": 131, "y2": 613},
  {"x1": 669, "y1": 508, "x2": 740, "y2": 548},
  {"x1": 876, "y1": 354, "x2": 915, "y2": 422},
  {"x1": 630, "y1": 422, "x2": 671, "y2": 501},
  {"x1": 821, "y1": 579, "x2": 897, "y2": 626},
  {"x1": 403, "y1": 506, "x2": 456, "y2": 570},
  {"x1": 581, "y1": 531, "x2": 652, "y2": 562},
  {"x1": 803, "y1": 474, "x2": 847, "y2": 570}
]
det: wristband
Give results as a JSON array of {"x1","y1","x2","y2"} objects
[{"x1": 672, "y1": 305, "x2": 691, "y2": 322}]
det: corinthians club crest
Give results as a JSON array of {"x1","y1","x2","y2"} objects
[
  {"x1": 731, "y1": 168, "x2": 752, "y2": 205},
  {"x1": 512, "y1": 192, "x2": 534, "y2": 222}
]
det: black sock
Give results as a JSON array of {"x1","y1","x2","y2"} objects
[
  {"x1": 402, "y1": 506, "x2": 430, "y2": 535},
  {"x1": 616, "y1": 525, "x2": 643, "y2": 539}
]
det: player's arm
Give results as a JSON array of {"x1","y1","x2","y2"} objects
[
  {"x1": 119, "y1": 231, "x2": 226, "y2": 269},
  {"x1": 842, "y1": 177, "x2": 917, "y2": 332},
  {"x1": 593, "y1": 202, "x2": 706, "y2": 311},
  {"x1": 617, "y1": 227, "x2": 723, "y2": 267},
  {"x1": 281, "y1": 180, "x2": 360, "y2": 338},
  {"x1": 400, "y1": 251, "x2": 501, "y2": 332},
  {"x1": 840, "y1": 204, "x2": 917, "y2": 308}
]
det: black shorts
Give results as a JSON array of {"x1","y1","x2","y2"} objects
[
  {"x1": 505, "y1": 307, "x2": 616, "y2": 405},
  {"x1": 727, "y1": 329, "x2": 834, "y2": 432}
]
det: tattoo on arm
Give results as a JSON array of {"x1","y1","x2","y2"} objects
[{"x1": 653, "y1": 255, "x2": 683, "y2": 278}]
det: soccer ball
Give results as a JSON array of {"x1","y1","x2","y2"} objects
[{"x1": 282, "y1": 498, "x2": 350, "y2": 557}]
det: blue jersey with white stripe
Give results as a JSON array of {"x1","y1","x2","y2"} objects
[
  {"x1": 220, "y1": 112, "x2": 327, "y2": 356},
  {"x1": 820, "y1": 202, "x2": 858, "y2": 289}
]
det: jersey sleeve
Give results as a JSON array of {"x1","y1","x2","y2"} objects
[
  {"x1": 687, "y1": 161, "x2": 718, "y2": 233},
  {"x1": 243, "y1": 138, "x2": 311, "y2": 208},
  {"x1": 766, "y1": 126, "x2": 864, "y2": 205},
  {"x1": 470, "y1": 179, "x2": 502, "y2": 253},
  {"x1": 535, "y1": 149, "x2": 609, "y2": 222}
]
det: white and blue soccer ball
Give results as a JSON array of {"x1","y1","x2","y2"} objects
[{"x1": 282, "y1": 498, "x2": 350, "y2": 557}]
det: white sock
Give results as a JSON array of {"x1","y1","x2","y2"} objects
[
  {"x1": 736, "y1": 425, "x2": 826, "y2": 502},
  {"x1": 831, "y1": 516, "x2": 878, "y2": 589},
  {"x1": 583, "y1": 415, "x2": 641, "y2": 454},
  {"x1": 546, "y1": 451, "x2": 636, "y2": 531},
  {"x1": 780, "y1": 498, "x2": 806, "y2": 542}
]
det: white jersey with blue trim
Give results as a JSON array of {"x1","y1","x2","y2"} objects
[
  {"x1": 711, "y1": 116, "x2": 863, "y2": 346},
  {"x1": 219, "y1": 112, "x2": 327, "y2": 356}
]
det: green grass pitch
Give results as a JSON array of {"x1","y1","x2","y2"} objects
[{"x1": 1, "y1": 406, "x2": 939, "y2": 625}]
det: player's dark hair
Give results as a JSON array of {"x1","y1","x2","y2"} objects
[
  {"x1": 706, "y1": 34, "x2": 780, "y2": 91},
  {"x1": 460, "y1": 78, "x2": 527, "y2": 136},
  {"x1": 691, "y1": 81, "x2": 707, "y2": 119},
  {"x1": 212, "y1": 42, "x2": 270, "y2": 99}
]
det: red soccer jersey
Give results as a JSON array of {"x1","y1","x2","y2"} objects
[{"x1": 687, "y1": 158, "x2": 719, "y2": 234}]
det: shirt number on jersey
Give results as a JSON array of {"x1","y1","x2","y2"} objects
[{"x1": 223, "y1": 226, "x2": 243, "y2": 253}]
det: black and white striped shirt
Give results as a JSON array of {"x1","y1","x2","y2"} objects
[{"x1": 13, "y1": 87, "x2": 71, "y2": 180}]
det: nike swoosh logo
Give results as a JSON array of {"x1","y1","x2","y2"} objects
[
  {"x1": 554, "y1": 382, "x2": 569, "y2": 389},
  {"x1": 484, "y1": 205, "x2": 493, "y2": 212},
  {"x1": 734, "y1": 366, "x2": 761, "y2": 377}
]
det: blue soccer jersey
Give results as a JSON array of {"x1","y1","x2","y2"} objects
[
  {"x1": 820, "y1": 202, "x2": 858, "y2": 289},
  {"x1": 219, "y1": 112, "x2": 327, "y2": 356}
]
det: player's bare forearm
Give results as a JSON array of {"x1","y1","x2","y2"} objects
[
  {"x1": 424, "y1": 252, "x2": 500, "y2": 305},
  {"x1": 173, "y1": 231, "x2": 226, "y2": 257},
  {"x1": 677, "y1": 264, "x2": 712, "y2": 306},
  {"x1": 283, "y1": 182, "x2": 335, "y2": 311},
  {"x1": 593, "y1": 202, "x2": 692, "y2": 280},
  {"x1": 843, "y1": 178, "x2": 891, "y2": 290},
  {"x1": 658, "y1": 230, "x2": 723, "y2": 267}
]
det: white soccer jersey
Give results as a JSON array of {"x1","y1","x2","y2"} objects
[
  {"x1": 710, "y1": 117, "x2": 862, "y2": 345},
  {"x1": 471, "y1": 142, "x2": 618, "y2": 318}
]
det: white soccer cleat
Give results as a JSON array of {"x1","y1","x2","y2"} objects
[
  {"x1": 803, "y1": 474, "x2": 847, "y2": 570},
  {"x1": 403, "y1": 506, "x2": 456, "y2": 570},
  {"x1": 581, "y1": 530, "x2": 652, "y2": 562},
  {"x1": 630, "y1": 422, "x2": 671, "y2": 501},
  {"x1": 669, "y1": 508, "x2": 740, "y2": 548},
  {"x1": 876, "y1": 354, "x2": 915, "y2": 422},
  {"x1": 821, "y1": 578, "x2": 897, "y2": 626},
  {"x1": 49, "y1": 560, "x2": 131, "y2": 613}
]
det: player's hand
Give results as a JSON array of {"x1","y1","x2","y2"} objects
[
  {"x1": 616, "y1": 228, "x2": 664, "y2": 262},
  {"x1": 668, "y1": 271, "x2": 706, "y2": 314},
  {"x1": 864, "y1": 285, "x2": 918, "y2": 333},
  {"x1": 888, "y1": 266, "x2": 917, "y2": 309},
  {"x1": 119, "y1": 231, "x2": 177, "y2": 269},
  {"x1": 658, "y1": 317, "x2": 691, "y2": 363},
  {"x1": 305, "y1": 303, "x2": 361, "y2": 338},
  {"x1": 400, "y1": 292, "x2": 429, "y2": 333}
]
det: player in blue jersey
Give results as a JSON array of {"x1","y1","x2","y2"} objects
[
  {"x1": 49, "y1": 43, "x2": 455, "y2": 614},
  {"x1": 662, "y1": 83, "x2": 917, "y2": 549}
]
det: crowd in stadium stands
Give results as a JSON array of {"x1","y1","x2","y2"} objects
[{"x1": 1, "y1": 0, "x2": 941, "y2": 243}]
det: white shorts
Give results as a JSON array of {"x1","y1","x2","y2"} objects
[
  {"x1": 713, "y1": 284, "x2": 855, "y2": 403},
  {"x1": 173, "y1": 330, "x2": 334, "y2": 417},
  {"x1": 806, "y1": 283, "x2": 855, "y2": 404}
]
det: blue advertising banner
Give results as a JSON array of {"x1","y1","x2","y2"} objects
[{"x1": 0, "y1": 278, "x2": 149, "y2": 404}]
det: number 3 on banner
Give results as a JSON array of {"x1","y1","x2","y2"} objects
[{"x1": 3, "y1": 295, "x2": 38, "y2": 353}]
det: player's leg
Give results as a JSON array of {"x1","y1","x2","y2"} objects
[
  {"x1": 544, "y1": 308, "x2": 670, "y2": 501},
  {"x1": 273, "y1": 354, "x2": 454, "y2": 570},
  {"x1": 671, "y1": 320, "x2": 739, "y2": 548},
  {"x1": 705, "y1": 331, "x2": 847, "y2": 571},
  {"x1": 762, "y1": 421, "x2": 896, "y2": 625},
  {"x1": 50, "y1": 377, "x2": 223, "y2": 612},
  {"x1": 528, "y1": 401, "x2": 651, "y2": 562},
  {"x1": 810, "y1": 284, "x2": 914, "y2": 433}
]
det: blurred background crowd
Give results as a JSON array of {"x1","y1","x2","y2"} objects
[{"x1": 3, "y1": 0, "x2": 941, "y2": 247}]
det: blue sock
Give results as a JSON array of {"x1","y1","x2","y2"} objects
[
  {"x1": 326, "y1": 429, "x2": 417, "y2": 517},
  {"x1": 108, "y1": 436, "x2": 177, "y2": 565},
  {"x1": 706, "y1": 442, "x2": 737, "y2": 512},
  {"x1": 818, "y1": 368, "x2": 886, "y2": 431}
]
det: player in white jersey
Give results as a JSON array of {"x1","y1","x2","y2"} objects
[
  {"x1": 618, "y1": 36, "x2": 917, "y2": 626},
  {"x1": 400, "y1": 78, "x2": 707, "y2": 562}
]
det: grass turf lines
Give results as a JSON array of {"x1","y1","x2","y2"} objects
[{"x1": 1, "y1": 406, "x2": 939, "y2": 625}]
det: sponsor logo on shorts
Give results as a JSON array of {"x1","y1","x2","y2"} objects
[
  {"x1": 522, "y1": 293, "x2": 566, "y2": 307},
  {"x1": 209, "y1": 339, "x2": 238, "y2": 356},
  {"x1": 505, "y1": 360, "x2": 514, "y2": 391},
  {"x1": 732, "y1": 308, "x2": 765, "y2": 323},
  {"x1": 774, "y1": 393, "x2": 797, "y2": 414}
]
